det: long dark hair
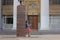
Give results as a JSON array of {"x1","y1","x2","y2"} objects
[{"x1": 25, "y1": 20, "x2": 27, "y2": 22}]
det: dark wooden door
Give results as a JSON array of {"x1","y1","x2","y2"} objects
[{"x1": 28, "y1": 15, "x2": 38, "y2": 30}]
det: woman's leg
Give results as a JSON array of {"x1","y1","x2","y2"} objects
[{"x1": 28, "y1": 32, "x2": 30, "y2": 37}]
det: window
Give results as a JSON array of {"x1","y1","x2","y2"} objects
[
  {"x1": 49, "y1": 0, "x2": 60, "y2": 4},
  {"x1": 49, "y1": 15, "x2": 60, "y2": 29},
  {"x1": 6, "y1": 18, "x2": 13, "y2": 24},
  {"x1": 3, "y1": 16, "x2": 13, "y2": 24},
  {"x1": 2, "y1": 0, "x2": 13, "y2": 5}
]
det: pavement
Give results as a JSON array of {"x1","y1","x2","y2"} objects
[
  {"x1": 0, "y1": 35, "x2": 60, "y2": 40},
  {"x1": 0, "y1": 30, "x2": 60, "y2": 40}
]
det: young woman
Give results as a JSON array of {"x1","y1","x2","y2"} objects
[{"x1": 25, "y1": 21, "x2": 31, "y2": 37}]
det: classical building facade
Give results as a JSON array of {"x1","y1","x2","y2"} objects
[{"x1": 0, "y1": 0, "x2": 60, "y2": 31}]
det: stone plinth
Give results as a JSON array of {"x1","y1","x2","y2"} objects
[{"x1": 17, "y1": 5, "x2": 26, "y2": 37}]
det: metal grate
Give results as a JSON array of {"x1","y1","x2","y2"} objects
[
  {"x1": 2, "y1": 0, "x2": 13, "y2": 30},
  {"x1": 49, "y1": 0, "x2": 60, "y2": 30}
]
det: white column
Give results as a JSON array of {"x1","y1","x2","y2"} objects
[
  {"x1": 40, "y1": 0, "x2": 49, "y2": 30},
  {"x1": 0, "y1": 0, "x2": 2, "y2": 30},
  {"x1": 13, "y1": 0, "x2": 20, "y2": 30}
]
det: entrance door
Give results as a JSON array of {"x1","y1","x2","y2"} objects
[{"x1": 28, "y1": 15, "x2": 38, "y2": 30}]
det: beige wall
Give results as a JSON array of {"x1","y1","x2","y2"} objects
[
  {"x1": 24, "y1": 0, "x2": 40, "y2": 15},
  {"x1": 2, "y1": 5, "x2": 13, "y2": 15},
  {"x1": 2, "y1": 0, "x2": 60, "y2": 15},
  {"x1": 50, "y1": 5, "x2": 60, "y2": 15}
]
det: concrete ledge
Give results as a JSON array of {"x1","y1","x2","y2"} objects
[{"x1": 0, "y1": 30, "x2": 60, "y2": 35}]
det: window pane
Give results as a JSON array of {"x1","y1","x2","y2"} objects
[{"x1": 6, "y1": 18, "x2": 13, "y2": 24}]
